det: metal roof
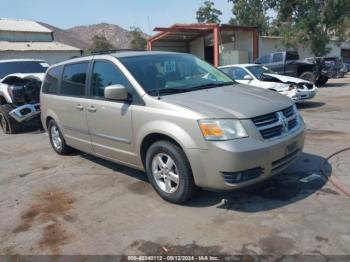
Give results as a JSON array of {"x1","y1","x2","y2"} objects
[
  {"x1": 0, "y1": 18, "x2": 52, "y2": 33},
  {"x1": 149, "y1": 23, "x2": 258, "y2": 43},
  {"x1": 0, "y1": 41, "x2": 81, "y2": 51}
]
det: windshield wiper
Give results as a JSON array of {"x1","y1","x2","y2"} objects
[
  {"x1": 189, "y1": 82, "x2": 235, "y2": 91},
  {"x1": 147, "y1": 87, "x2": 192, "y2": 96}
]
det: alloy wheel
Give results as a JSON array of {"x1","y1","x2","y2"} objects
[
  {"x1": 51, "y1": 125, "x2": 63, "y2": 151},
  {"x1": 151, "y1": 153, "x2": 180, "y2": 193}
]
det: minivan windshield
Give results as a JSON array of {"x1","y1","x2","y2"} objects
[
  {"x1": 246, "y1": 65, "x2": 275, "y2": 79},
  {"x1": 0, "y1": 61, "x2": 49, "y2": 79},
  {"x1": 119, "y1": 54, "x2": 235, "y2": 96}
]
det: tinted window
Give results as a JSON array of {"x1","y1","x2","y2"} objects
[
  {"x1": 231, "y1": 67, "x2": 250, "y2": 80},
  {"x1": 272, "y1": 53, "x2": 283, "y2": 63},
  {"x1": 90, "y1": 61, "x2": 131, "y2": 99},
  {"x1": 0, "y1": 61, "x2": 49, "y2": 79},
  {"x1": 42, "y1": 66, "x2": 61, "y2": 94},
  {"x1": 286, "y1": 52, "x2": 299, "y2": 60},
  {"x1": 61, "y1": 63, "x2": 88, "y2": 97},
  {"x1": 246, "y1": 66, "x2": 274, "y2": 79},
  {"x1": 256, "y1": 55, "x2": 270, "y2": 64}
]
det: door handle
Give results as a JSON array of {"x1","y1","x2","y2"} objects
[
  {"x1": 88, "y1": 106, "x2": 97, "y2": 113},
  {"x1": 76, "y1": 104, "x2": 84, "y2": 111}
]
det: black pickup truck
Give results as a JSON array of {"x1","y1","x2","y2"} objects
[{"x1": 255, "y1": 51, "x2": 323, "y2": 85}]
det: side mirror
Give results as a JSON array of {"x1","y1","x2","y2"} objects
[
  {"x1": 243, "y1": 75, "x2": 253, "y2": 80},
  {"x1": 104, "y1": 84, "x2": 128, "y2": 101}
]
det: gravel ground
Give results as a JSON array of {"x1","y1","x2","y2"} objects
[{"x1": 0, "y1": 75, "x2": 350, "y2": 258}]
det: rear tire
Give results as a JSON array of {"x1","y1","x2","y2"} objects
[
  {"x1": 48, "y1": 120, "x2": 72, "y2": 155},
  {"x1": 145, "y1": 140, "x2": 198, "y2": 204},
  {"x1": 299, "y1": 71, "x2": 316, "y2": 83},
  {"x1": 0, "y1": 104, "x2": 21, "y2": 134}
]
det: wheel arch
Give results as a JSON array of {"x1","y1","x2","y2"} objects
[
  {"x1": 0, "y1": 95, "x2": 7, "y2": 105},
  {"x1": 140, "y1": 133, "x2": 183, "y2": 167}
]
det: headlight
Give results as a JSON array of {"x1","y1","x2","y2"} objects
[
  {"x1": 198, "y1": 119, "x2": 248, "y2": 141},
  {"x1": 288, "y1": 83, "x2": 297, "y2": 91}
]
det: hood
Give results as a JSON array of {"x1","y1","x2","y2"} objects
[
  {"x1": 161, "y1": 84, "x2": 294, "y2": 119},
  {"x1": 265, "y1": 73, "x2": 311, "y2": 84},
  {"x1": 1, "y1": 73, "x2": 45, "y2": 83}
]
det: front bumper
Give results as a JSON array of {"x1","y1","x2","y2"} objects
[
  {"x1": 9, "y1": 103, "x2": 40, "y2": 123},
  {"x1": 294, "y1": 89, "x2": 317, "y2": 102},
  {"x1": 185, "y1": 122, "x2": 305, "y2": 191}
]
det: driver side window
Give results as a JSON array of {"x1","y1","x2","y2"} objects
[
  {"x1": 90, "y1": 61, "x2": 132, "y2": 99},
  {"x1": 231, "y1": 68, "x2": 250, "y2": 80}
]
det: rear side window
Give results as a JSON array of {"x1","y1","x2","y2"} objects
[
  {"x1": 42, "y1": 66, "x2": 61, "y2": 94},
  {"x1": 90, "y1": 61, "x2": 131, "y2": 99},
  {"x1": 272, "y1": 53, "x2": 283, "y2": 63},
  {"x1": 256, "y1": 55, "x2": 270, "y2": 64},
  {"x1": 61, "y1": 63, "x2": 88, "y2": 97},
  {"x1": 286, "y1": 52, "x2": 299, "y2": 60}
]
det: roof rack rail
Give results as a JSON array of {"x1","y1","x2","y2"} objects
[{"x1": 82, "y1": 49, "x2": 147, "y2": 56}]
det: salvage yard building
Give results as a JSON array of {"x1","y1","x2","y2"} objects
[{"x1": 0, "y1": 18, "x2": 81, "y2": 65}]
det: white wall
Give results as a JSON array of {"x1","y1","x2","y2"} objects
[
  {"x1": 190, "y1": 36, "x2": 204, "y2": 59},
  {"x1": 0, "y1": 31, "x2": 52, "y2": 42},
  {"x1": 0, "y1": 50, "x2": 81, "y2": 65},
  {"x1": 219, "y1": 31, "x2": 253, "y2": 64},
  {"x1": 234, "y1": 31, "x2": 253, "y2": 61},
  {"x1": 259, "y1": 36, "x2": 350, "y2": 59}
]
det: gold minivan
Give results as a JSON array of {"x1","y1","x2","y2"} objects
[{"x1": 41, "y1": 51, "x2": 305, "y2": 203}]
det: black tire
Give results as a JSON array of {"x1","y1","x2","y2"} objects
[
  {"x1": 299, "y1": 71, "x2": 316, "y2": 83},
  {"x1": 315, "y1": 76, "x2": 329, "y2": 87},
  {"x1": 0, "y1": 104, "x2": 21, "y2": 134},
  {"x1": 145, "y1": 140, "x2": 198, "y2": 203},
  {"x1": 48, "y1": 120, "x2": 72, "y2": 155}
]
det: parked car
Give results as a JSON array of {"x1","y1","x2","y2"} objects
[
  {"x1": 255, "y1": 51, "x2": 324, "y2": 85},
  {"x1": 324, "y1": 57, "x2": 346, "y2": 78},
  {"x1": 305, "y1": 56, "x2": 349, "y2": 83},
  {"x1": 344, "y1": 62, "x2": 350, "y2": 73},
  {"x1": 0, "y1": 59, "x2": 49, "y2": 134},
  {"x1": 41, "y1": 51, "x2": 305, "y2": 203},
  {"x1": 219, "y1": 64, "x2": 317, "y2": 102}
]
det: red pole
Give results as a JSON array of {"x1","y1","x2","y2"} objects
[
  {"x1": 147, "y1": 40, "x2": 152, "y2": 51},
  {"x1": 213, "y1": 25, "x2": 219, "y2": 67}
]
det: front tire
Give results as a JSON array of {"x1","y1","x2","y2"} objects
[
  {"x1": 0, "y1": 104, "x2": 21, "y2": 134},
  {"x1": 299, "y1": 71, "x2": 316, "y2": 83},
  {"x1": 145, "y1": 140, "x2": 198, "y2": 203},
  {"x1": 48, "y1": 120, "x2": 72, "y2": 155}
]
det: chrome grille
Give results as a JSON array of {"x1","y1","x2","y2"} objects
[{"x1": 252, "y1": 106, "x2": 300, "y2": 140}]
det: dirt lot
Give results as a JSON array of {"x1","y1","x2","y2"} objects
[{"x1": 1, "y1": 76, "x2": 350, "y2": 257}]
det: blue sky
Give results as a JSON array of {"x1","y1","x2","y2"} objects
[{"x1": 0, "y1": 0, "x2": 233, "y2": 35}]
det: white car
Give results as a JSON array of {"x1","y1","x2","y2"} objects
[
  {"x1": 219, "y1": 64, "x2": 317, "y2": 102},
  {"x1": 0, "y1": 59, "x2": 48, "y2": 133}
]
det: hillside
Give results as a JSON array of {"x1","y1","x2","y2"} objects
[{"x1": 39, "y1": 22, "x2": 149, "y2": 50}]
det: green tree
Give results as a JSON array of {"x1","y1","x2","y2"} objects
[
  {"x1": 130, "y1": 27, "x2": 147, "y2": 50},
  {"x1": 268, "y1": 0, "x2": 350, "y2": 56},
  {"x1": 87, "y1": 35, "x2": 115, "y2": 53},
  {"x1": 196, "y1": 0, "x2": 222, "y2": 24},
  {"x1": 228, "y1": 0, "x2": 270, "y2": 35}
]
